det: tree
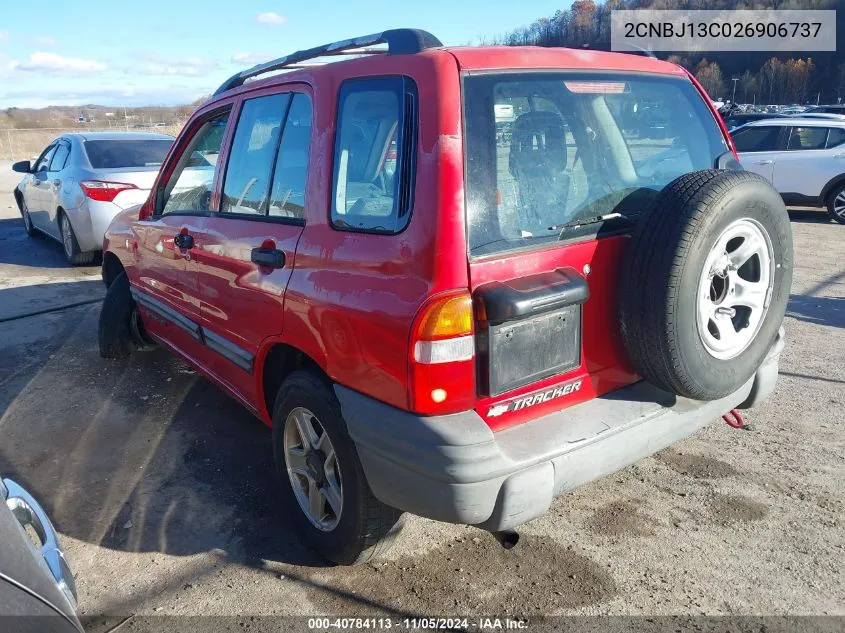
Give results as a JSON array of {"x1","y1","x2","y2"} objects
[{"x1": 695, "y1": 59, "x2": 726, "y2": 99}]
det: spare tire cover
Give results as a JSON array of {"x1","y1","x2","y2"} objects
[{"x1": 619, "y1": 169, "x2": 793, "y2": 401}]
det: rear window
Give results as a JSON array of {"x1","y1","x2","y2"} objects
[
  {"x1": 463, "y1": 72, "x2": 728, "y2": 257},
  {"x1": 84, "y1": 139, "x2": 173, "y2": 169}
]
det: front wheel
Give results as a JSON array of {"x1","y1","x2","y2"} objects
[
  {"x1": 825, "y1": 183, "x2": 845, "y2": 224},
  {"x1": 20, "y1": 197, "x2": 38, "y2": 237},
  {"x1": 272, "y1": 371, "x2": 404, "y2": 565}
]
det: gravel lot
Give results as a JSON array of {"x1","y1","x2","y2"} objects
[{"x1": 0, "y1": 166, "x2": 842, "y2": 630}]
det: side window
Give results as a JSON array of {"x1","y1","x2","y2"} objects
[
  {"x1": 331, "y1": 76, "x2": 417, "y2": 233},
  {"x1": 160, "y1": 112, "x2": 229, "y2": 216},
  {"x1": 268, "y1": 94, "x2": 312, "y2": 219},
  {"x1": 732, "y1": 126, "x2": 782, "y2": 152},
  {"x1": 827, "y1": 128, "x2": 845, "y2": 148},
  {"x1": 34, "y1": 145, "x2": 57, "y2": 172},
  {"x1": 787, "y1": 126, "x2": 827, "y2": 151},
  {"x1": 221, "y1": 93, "x2": 290, "y2": 215},
  {"x1": 50, "y1": 142, "x2": 70, "y2": 171}
]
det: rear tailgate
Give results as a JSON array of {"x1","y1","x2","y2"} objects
[{"x1": 462, "y1": 70, "x2": 730, "y2": 431}]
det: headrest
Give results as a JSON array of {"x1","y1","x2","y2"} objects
[{"x1": 509, "y1": 110, "x2": 567, "y2": 176}]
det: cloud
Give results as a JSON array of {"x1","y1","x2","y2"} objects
[
  {"x1": 232, "y1": 52, "x2": 274, "y2": 66},
  {"x1": 0, "y1": 31, "x2": 8, "y2": 45},
  {"x1": 11, "y1": 52, "x2": 107, "y2": 74},
  {"x1": 138, "y1": 56, "x2": 218, "y2": 77},
  {"x1": 255, "y1": 11, "x2": 285, "y2": 25}
]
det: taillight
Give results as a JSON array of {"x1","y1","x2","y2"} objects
[
  {"x1": 80, "y1": 180, "x2": 138, "y2": 203},
  {"x1": 409, "y1": 293, "x2": 476, "y2": 414}
]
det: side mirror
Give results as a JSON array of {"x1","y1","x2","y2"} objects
[{"x1": 12, "y1": 160, "x2": 32, "y2": 174}]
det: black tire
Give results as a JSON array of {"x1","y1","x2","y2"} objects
[
  {"x1": 59, "y1": 212, "x2": 97, "y2": 266},
  {"x1": 619, "y1": 169, "x2": 793, "y2": 401},
  {"x1": 98, "y1": 271, "x2": 151, "y2": 358},
  {"x1": 16, "y1": 193, "x2": 39, "y2": 238},
  {"x1": 272, "y1": 370, "x2": 404, "y2": 565},
  {"x1": 825, "y1": 182, "x2": 845, "y2": 224}
]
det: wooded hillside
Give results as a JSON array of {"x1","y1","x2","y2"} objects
[{"x1": 492, "y1": 0, "x2": 845, "y2": 104}]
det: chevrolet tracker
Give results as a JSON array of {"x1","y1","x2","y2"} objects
[{"x1": 98, "y1": 29, "x2": 793, "y2": 565}]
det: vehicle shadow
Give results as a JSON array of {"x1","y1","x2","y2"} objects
[
  {"x1": 0, "y1": 216, "x2": 98, "y2": 269},
  {"x1": 787, "y1": 294, "x2": 845, "y2": 329},
  {"x1": 0, "y1": 306, "x2": 326, "y2": 569},
  {"x1": 786, "y1": 208, "x2": 836, "y2": 224}
]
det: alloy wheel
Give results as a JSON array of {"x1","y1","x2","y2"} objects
[
  {"x1": 696, "y1": 218, "x2": 775, "y2": 360},
  {"x1": 283, "y1": 406, "x2": 343, "y2": 531},
  {"x1": 61, "y1": 215, "x2": 74, "y2": 258},
  {"x1": 833, "y1": 189, "x2": 845, "y2": 220}
]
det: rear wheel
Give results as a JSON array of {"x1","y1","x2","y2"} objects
[
  {"x1": 60, "y1": 212, "x2": 97, "y2": 266},
  {"x1": 272, "y1": 370, "x2": 404, "y2": 565},
  {"x1": 825, "y1": 183, "x2": 845, "y2": 224}
]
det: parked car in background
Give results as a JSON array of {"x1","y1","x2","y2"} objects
[
  {"x1": 791, "y1": 112, "x2": 845, "y2": 121},
  {"x1": 98, "y1": 29, "x2": 791, "y2": 565},
  {"x1": 1, "y1": 477, "x2": 82, "y2": 632},
  {"x1": 722, "y1": 112, "x2": 788, "y2": 131},
  {"x1": 12, "y1": 132, "x2": 174, "y2": 265},
  {"x1": 733, "y1": 118, "x2": 845, "y2": 223},
  {"x1": 803, "y1": 104, "x2": 845, "y2": 115}
]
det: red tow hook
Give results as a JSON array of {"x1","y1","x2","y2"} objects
[{"x1": 722, "y1": 408, "x2": 745, "y2": 429}]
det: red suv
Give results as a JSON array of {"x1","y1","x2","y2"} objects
[{"x1": 98, "y1": 30, "x2": 792, "y2": 565}]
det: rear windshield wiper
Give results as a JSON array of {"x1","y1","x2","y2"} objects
[{"x1": 554, "y1": 212, "x2": 633, "y2": 240}]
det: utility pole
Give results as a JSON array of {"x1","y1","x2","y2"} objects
[
  {"x1": 732, "y1": 77, "x2": 739, "y2": 103},
  {"x1": 124, "y1": 106, "x2": 129, "y2": 131}
]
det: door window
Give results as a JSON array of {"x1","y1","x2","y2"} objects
[
  {"x1": 221, "y1": 94, "x2": 290, "y2": 215},
  {"x1": 787, "y1": 127, "x2": 828, "y2": 150},
  {"x1": 50, "y1": 142, "x2": 70, "y2": 171},
  {"x1": 331, "y1": 76, "x2": 417, "y2": 233},
  {"x1": 732, "y1": 126, "x2": 783, "y2": 152},
  {"x1": 160, "y1": 112, "x2": 229, "y2": 216},
  {"x1": 827, "y1": 128, "x2": 845, "y2": 148},
  {"x1": 33, "y1": 145, "x2": 57, "y2": 172},
  {"x1": 268, "y1": 93, "x2": 312, "y2": 219}
]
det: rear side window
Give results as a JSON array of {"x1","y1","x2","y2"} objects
[
  {"x1": 331, "y1": 76, "x2": 417, "y2": 233},
  {"x1": 50, "y1": 142, "x2": 70, "y2": 171},
  {"x1": 463, "y1": 72, "x2": 728, "y2": 256},
  {"x1": 222, "y1": 94, "x2": 290, "y2": 215},
  {"x1": 269, "y1": 94, "x2": 312, "y2": 219},
  {"x1": 787, "y1": 126, "x2": 827, "y2": 150},
  {"x1": 732, "y1": 126, "x2": 783, "y2": 152},
  {"x1": 827, "y1": 127, "x2": 845, "y2": 148},
  {"x1": 84, "y1": 140, "x2": 173, "y2": 169}
]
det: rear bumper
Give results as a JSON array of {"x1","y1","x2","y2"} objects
[
  {"x1": 66, "y1": 199, "x2": 122, "y2": 253},
  {"x1": 337, "y1": 328, "x2": 784, "y2": 531}
]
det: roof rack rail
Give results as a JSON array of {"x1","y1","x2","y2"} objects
[
  {"x1": 583, "y1": 42, "x2": 656, "y2": 59},
  {"x1": 214, "y1": 28, "x2": 442, "y2": 96}
]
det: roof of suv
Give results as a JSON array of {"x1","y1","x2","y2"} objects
[
  {"x1": 213, "y1": 28, "x2": 686, "y2": 99},
  {"x1": 445, "y1": 46, "x2": 685, "y2": 76}
]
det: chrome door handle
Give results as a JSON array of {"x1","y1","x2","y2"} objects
[{"x1": 757, "y1": 160, "x2": 774, "y2": 165}]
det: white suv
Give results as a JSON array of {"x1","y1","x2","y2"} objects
[{"x1": 733, "y1": 118, "x2": 845, "y2": 224}]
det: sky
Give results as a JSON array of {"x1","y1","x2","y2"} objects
[{"x1": 0, "y1": 1, "x2": 567, "y2": 109}]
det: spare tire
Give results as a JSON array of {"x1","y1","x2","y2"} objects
[{"x1": 619, "y1": 169, "x2": 792, "y2": 401}]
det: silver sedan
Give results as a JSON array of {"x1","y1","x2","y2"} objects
[{"x1": 12, "y1": 132, "x2": 174, "y2": 265}]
